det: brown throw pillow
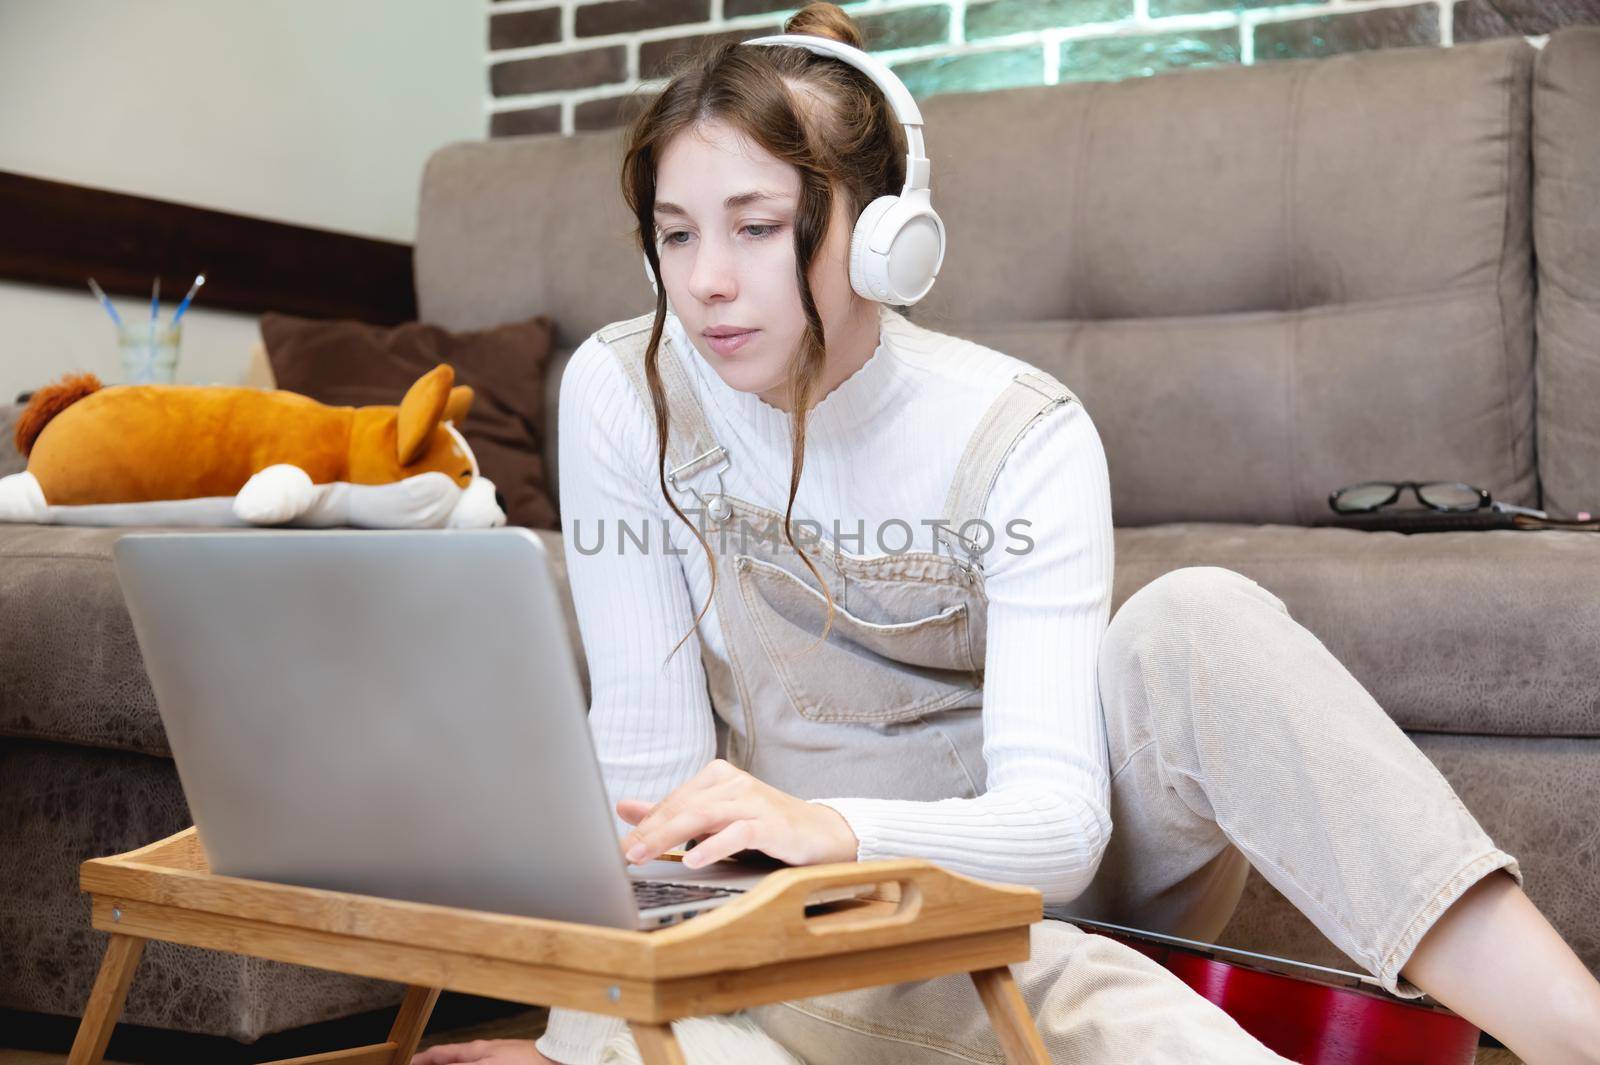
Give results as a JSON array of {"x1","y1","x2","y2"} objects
[{"x1": 260, "y1": 312, "x2": 558, "y2": 530}]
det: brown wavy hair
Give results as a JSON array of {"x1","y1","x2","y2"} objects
[{"x1": 620, "y1": 2, "x2": 907, "y2": 662}]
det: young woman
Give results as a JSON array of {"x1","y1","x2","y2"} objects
[{"x1": 416, "y1": 5, "x2": 1600, "y2": 1063}]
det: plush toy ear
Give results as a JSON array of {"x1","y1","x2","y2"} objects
[
  {"x1": 443, "y1": 384, "x2": 474, "y2": 425},
  {"x1": 397, "y1": 364, "x2": 454, "y2": 466}
]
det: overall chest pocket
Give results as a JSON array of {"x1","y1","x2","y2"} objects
[{"x1": 733, "y1": 554, "x2": 982, "y2": 725}]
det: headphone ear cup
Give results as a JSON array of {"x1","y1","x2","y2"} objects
[
  {"x1": 849, "y1": 195, "x2": 901, "y2": 303},
  {"x1": 891, "y1": 205, "x2": 945, "y2": 305}
]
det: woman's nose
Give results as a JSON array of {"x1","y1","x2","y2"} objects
[{"x1": 686, "y1": 239, "x2": 737, "y2": 303}]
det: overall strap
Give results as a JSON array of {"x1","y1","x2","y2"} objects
[
  {"x1": 935, "y1": 369, "x2": 1078, "y2": 565},
  {"x1": 598, "y1": 311, "x2": 729, "y2": 491}
]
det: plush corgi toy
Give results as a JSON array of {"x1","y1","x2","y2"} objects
[{"x1": 0, "y1": 364, "x2": 505, "y2": 529}]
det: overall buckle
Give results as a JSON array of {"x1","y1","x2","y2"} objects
[
  {"x1": 934, "y1": 524, "x2": 985, "y2": 573},
  {"x1": 667, "y1": 446, "x2": 732, "y2": 523}
]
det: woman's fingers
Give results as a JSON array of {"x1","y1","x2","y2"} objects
[
  {"x1": 619, "y1": 791, "x2": 694, "y2": 854},
  {"x1": 619, "y1": 766, "x2": 748, "y2": 857},
  {"x1": 615, "y1": 765, "x2": 852, "y2": 869},
  {"x1": 616, "y1": 798, "x2": 653, "y2": 824},
  {"x1": 618, "y1": 768, "x2": 719, "y2": 846},
  {"x1": 680, "y1": 818, "x2": 762, "y2": 868},
  {"x1": 624, "y1": 800, "x2": 746, "y2": 864}
]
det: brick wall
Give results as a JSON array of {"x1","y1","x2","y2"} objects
[{"x1": 486, "y1": 0, "x2": 1600, "y2": 138}]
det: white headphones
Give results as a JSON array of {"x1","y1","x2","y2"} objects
[{"x1": 643, "y1": 32, "x2": 946, "y2": 307}]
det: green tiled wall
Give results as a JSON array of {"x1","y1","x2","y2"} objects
[
  {"x1": 1060, "y1": 27, "x2": 1241, "y2": 81},
  {"x1": 858, "y1": 5, "x2": 951, "y2": 51},
  {"x1": 1149, "y1": 0, "x2": 1320, "y2": 17},
  {"x1": 965, "y1": 0, "x2": 1132, "y2": 39},
  {"x1": 892, "y1": 45, "x2": 1047, "y2": 95},
  {"x1": 1256, "y1": 3, "x2": 1440, "y2": 61}
]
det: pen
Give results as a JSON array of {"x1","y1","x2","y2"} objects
[
  {"x1": 86, "y1": 278, "x2": 123, "y2": 328},
  {"x1": 171, "y1": 273, "x2": 206, "y2": 326}
]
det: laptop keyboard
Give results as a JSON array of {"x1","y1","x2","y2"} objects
[{"x1": 632, "y1": 879, "x2": 743, "y2": 910}]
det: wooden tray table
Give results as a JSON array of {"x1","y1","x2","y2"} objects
[{"x1": 68, "y1": 827, "x2": 1051, "y2": 1065}]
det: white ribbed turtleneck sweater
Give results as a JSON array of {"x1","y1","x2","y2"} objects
[{"x1": 540, "y1": 305, "x2": 1115, "y2": 1063}]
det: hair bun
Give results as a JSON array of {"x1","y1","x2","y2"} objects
[{"x1": 782, "y1": 2, "x2": 866, "y2": 50}]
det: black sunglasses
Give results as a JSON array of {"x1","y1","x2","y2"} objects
[{"x1": 1328, "y1": 480, "x2": 1492, "y2": 514}]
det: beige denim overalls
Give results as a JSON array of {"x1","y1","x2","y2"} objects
[
  {"x1": 599, "y1": 307, "x2": 1068, "y2": 809},
  {"x1": 579, "y1": 310, "x2": 1521, "y2": 1065}
]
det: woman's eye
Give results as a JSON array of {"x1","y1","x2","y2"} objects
[{"x1": 660, "y1": 224, "x2": 781, "y2": 246}]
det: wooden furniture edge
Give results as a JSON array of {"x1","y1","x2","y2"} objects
[
  {"x1": 81, "y1": 828, "x2": 1043, "y2": 983},
  {"x1": 89, "y1": 894, "x2": 1030, "y2": 1023},
  {"x1": 74, "y1": 830, "x2": 1052, "y2": 1062},
  {"x1": 0, "y1": 169, "x2": 416, "y2": 324}
]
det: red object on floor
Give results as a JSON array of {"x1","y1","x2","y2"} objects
[{"x1": 1077, "y1": 921, "x2": 1481, "y2": 1065}]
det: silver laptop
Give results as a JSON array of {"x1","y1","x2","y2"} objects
[{"x1": 113, "y1": 527, "x2": 858, "y2": 930}]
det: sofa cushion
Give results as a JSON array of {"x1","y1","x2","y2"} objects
[
  {"x1": 4, "y1": 519, "x2": 1589, "y2": 753},
  {"x1": 415, "y1": 130, "x2": 642, "y2": 344},
  {"x1": 412, "y1": 130, "x2": 642, "y2": 510},
  {"x1": 1113, "y1": 524, "x2": 1600, "y2": 737},
  {"x1": 913, "y1": 35, "x2": 1535, "y2": 321},
  {"x1": 0, "y1": 738, "x2": 409, "y2": 1037},
  {"x1": 957, "y1": 285, "x2": 1530, "y2": 526},
  {"x1": 907, "y1": 34, "x2": 1537, "y2": 525},
  {"x1": 1532, "y1": 27, "x2": 1600, "y2": 519},
  {"x1": 0, "y1": 524, "x2": 586, "y2": 757}
]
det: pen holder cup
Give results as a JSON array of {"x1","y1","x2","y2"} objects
[{"x1": 118, "y1": 323, "x2": 181, "y2": 385}]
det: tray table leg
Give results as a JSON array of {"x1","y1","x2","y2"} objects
[
  {"x1": 971, "y1": 966, "x2": 1050, "y2": 1065},
  {"x1": 386, "y1": 986, "x2": 442, "y2": 1063},
  {"x1": 631, "y1": 1022, "x2": 687, "y2": 1065},
  {"x1": 258, "y1": 986, "x2": 442, "y2": 1065},
  {"x1": 67, "y1": 933, "x2": 146, "y2": 1065}
]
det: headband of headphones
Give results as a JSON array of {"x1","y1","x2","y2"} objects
[
  {"x1": 739, "y1": 33, "x2": 932, "y2": 201},
  {"x1": 644, "y1": 32, "x2": 946, "y2": 306}
]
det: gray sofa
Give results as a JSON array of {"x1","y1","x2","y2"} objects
[{"x1": 2, "y1": 26, "x2": 1596, "y2": 1042}]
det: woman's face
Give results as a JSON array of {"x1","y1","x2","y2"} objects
[{"x1": 652, "y1": 118, "x2": 877, "y2": 412}]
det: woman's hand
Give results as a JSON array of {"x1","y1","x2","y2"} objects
[
  {"x1": 411, "y1": 1038, "x2": 555, "y2": 1064},
  {"x1": 618, "y1": 759, "x2": 859, "y2": 868}
]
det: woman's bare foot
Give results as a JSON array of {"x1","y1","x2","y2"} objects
[{"x1": 411, "y1": 1038, "x2": 559, "y2": 1064}]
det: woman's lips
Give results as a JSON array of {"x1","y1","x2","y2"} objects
[{"x1": 704, "y1": 329, "x2": 758, "y2": 356}]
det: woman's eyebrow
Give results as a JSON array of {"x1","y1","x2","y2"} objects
[{"x1": 654, "y1": 190, "x2": 788, "y2": 218}]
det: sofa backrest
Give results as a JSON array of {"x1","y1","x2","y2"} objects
[
  {"x1": 1532, "y1": 27, "x2": 1600, "y2": 520},
  {"x1": 916, "y1": 36, "x2": 1540, "y2": 525},
  {"x1": 415, "y1": 131, "x2": 643, "y2": 504},
  {"x1": 415, "y1": 32, "x2": 1597, "y2": 523}
]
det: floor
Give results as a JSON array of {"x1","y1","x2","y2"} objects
[
  {"x1": 0, "y1": 1006, "x2": 1525, "y2": 1064},
  {"x1": 0, "y1": 1002, "x2": 550, "y2": 1065}
]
